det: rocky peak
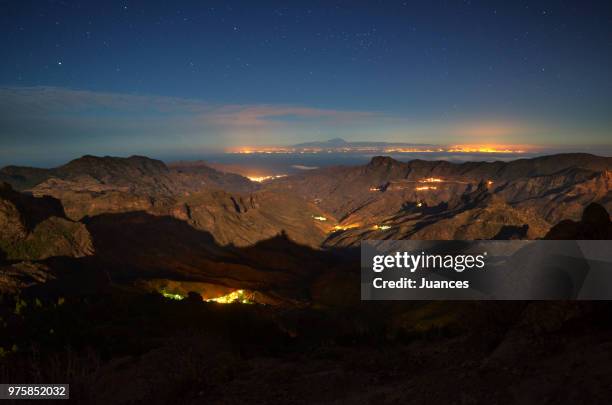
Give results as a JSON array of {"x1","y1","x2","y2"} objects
[
  {"x1": 325, "y1": 137, "x2": 348, "y2": 145},
  {"x1": 59, "y1": 155, "x2": 169, "y2": 178},
  {"x1": 0, "y1": 181, "x2": 12, "y2": 193},
  {"x1": 582, "y1": 202, "x2": 610, "y2": 225},
  {"x1": 0, "y1": 186, "x2": 27, "y2": 244},
  {"x1": 0, "y1": 186, "x2": 93, "y2": 260},
  {"x1": 367, "y1": 156, "x2": 400, "y2": 168},
  {"x1": 545, "y1": 203, "x2": 612, "y2": 239}
]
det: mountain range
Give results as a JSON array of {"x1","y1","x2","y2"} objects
[{"x1": 1, "y1": 152, "x2": 610, "y2": 301}]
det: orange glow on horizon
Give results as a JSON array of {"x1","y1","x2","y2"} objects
[
  {"x1": 447, "y1": 144, "x2": 528, "y2": 153},
  {"x1": 227, "y1": 143, "x2": 531, "y2": 154}
]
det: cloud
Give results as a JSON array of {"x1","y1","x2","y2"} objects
[
  {"x1": 291, "y1": 165, "x2": 319, "y2": 170},
  {"x1": 0, "y1": 86, "x2": 384, "y2": 165},
  {"x1": 0, "y1": 86, "x2": 209, "y2": 115},
  {"x1": 0, "y1": 87, "x2": 552, "y2": 149},
  {"x1": 0, "y1": 86, "x2": 377, "y2": 133},
  {"x1": 203, "y1": 105, "x2": 376, "y2": 129}
]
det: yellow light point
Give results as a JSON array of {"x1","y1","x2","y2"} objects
[
  {"x1": 247, "y1": 174, "x2": 288, "y2": 182},
  {"x1": 369, "y1": 187, "x2": 380, "y2": 192},
  {"x1": 487, "y1": 180, "x2": 494, "y2": 186},
  {"x1": 332, "y1": 223, "x2": 360, "y2": 232},
  {"x1": 160, "y1": 290, "x2": 184, "y2": 300},
  {"x1": 160, "y1": 288, "x2": 253, "y2": 304},
  {"x1": 313, "y1": 216, "x2": 327, "y2": 221},
  {"x1": 418, "y1": 177, "x2": 444, "y2": 183},
  {"x1": 415, "y1": 186, "x2": 437, "y2": 191},
  {"x1": 416, "y1": 202, "x2": 423, "y2": 207},
  {"x1": 373, "y1": 225, "x2": 391, "y2": 231},
  {"x1": 206, "y1": 290, "x2": 253, "y2": 304}
]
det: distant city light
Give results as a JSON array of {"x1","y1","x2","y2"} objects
[{"x1": 228, "y1": 144, "x2": 529, "y2": 155}]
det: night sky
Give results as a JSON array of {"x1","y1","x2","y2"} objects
[{"x1": 1, "y1": 1, "x2": 612, "y2": 165}]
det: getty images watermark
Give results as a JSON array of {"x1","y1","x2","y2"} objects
[{"x1": 361, "y1": 240, "x2": 612, "y2": 300}]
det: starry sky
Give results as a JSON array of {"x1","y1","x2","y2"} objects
[{"x1": 1, "y1": 0, "x2": 612, "y2": 165}]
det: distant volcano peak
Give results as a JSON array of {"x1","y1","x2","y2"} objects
[
  {"x1": 292, "y1": 138, "x2": 348, "y2": 148},
  {"x1": 325, "y1": 137, "x2": 348, "y2": 145}
]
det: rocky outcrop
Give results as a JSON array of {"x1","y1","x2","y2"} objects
[
  {"x1": 545, "y1": 202, "x2": 612, "y2": 239},
  {"x1": 0, "y1": 261, "x2": 54, "y2": 294},
  {"x1": 168, "y1": 160, "x2": 258, "y2": 194},
  {"x1": 174, "y1": 190, "x2": 331, "y2": 247},
  {"x1": 0, "y1": 183, "x2": 93, "y2": 261}
]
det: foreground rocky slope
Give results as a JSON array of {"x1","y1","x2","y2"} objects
[
  {"x1": 0, "y1": 184, "x2": 347, "y2": 304},
  {"x1": 1, "y1": 203, "x2": 611, "y2": 404},
  {"x1": 545, "y1": 202, "x2": 612, "y2": 239}
]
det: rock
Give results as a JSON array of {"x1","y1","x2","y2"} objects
[
  {"x1": 0, "y1": 261, "x2": 54, "y2": 294},
  {"x1": 545, "y1": 203, "x2": 612, "y2": 240},
  {"x1": 0, "y1": 183, "x2": 93, "y2": 261}
]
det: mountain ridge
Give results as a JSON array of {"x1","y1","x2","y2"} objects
[
  {"x1": 265, "y1": 153, "x2": 611, "y2": 245},
  {"x1": 1, "y1": 152, "x2": 610, "y2": 249}
]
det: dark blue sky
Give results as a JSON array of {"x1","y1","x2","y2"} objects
[{"x1": 1, "y1": 0, "x2": 611, "y2": 165}]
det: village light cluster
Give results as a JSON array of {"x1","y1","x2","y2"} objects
[
  {"x1": 160, "y1": 289, "x2": 254, "y2": 304},
  {"x1": 418, "y1": 177, "x2": 444, "y2": 183},
  {"x1": 247, "y1": 174, "x2": 287, "y2": 183}
]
